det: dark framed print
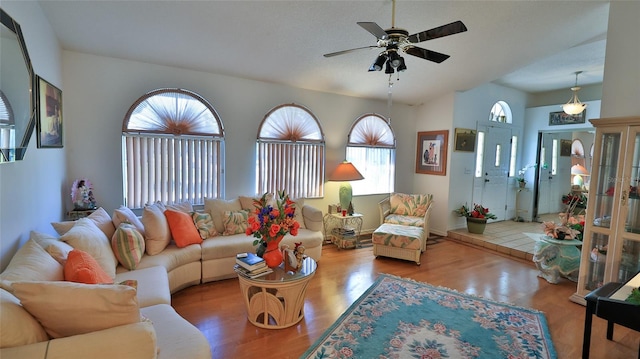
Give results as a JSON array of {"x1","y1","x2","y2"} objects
[
  {"x1": 549, "y1": 110, "x2": 586, "y2": 126},
  {"x1": 36, "y1": 76, "x2": 63, "y2": 148},
  {"x1": 560, "y1": 139, "x2": 572, "y2": 156},
  {"x1": 416, "y1": 130, "x2": 448, "y2": 175},
  {"x1": 454, "y1": 128, "x2": 476, "y2": 152}
]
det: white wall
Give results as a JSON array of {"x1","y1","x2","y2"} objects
[
  {"x1": 601, "y1": 1, "x2": 640, "y2": 118},
  {"x1": 61, "y1": 51, "x2": 417, "y2": 236},
  {"x1": 0, "y1": 2, "x2": 65, "y2": 271}
]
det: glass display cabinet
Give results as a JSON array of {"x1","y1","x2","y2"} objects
[{"x1": 571, "y1": 117, "x2": 640, "y2": 305}]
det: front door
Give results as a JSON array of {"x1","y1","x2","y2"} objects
[
  {"x1": 537, "y1": 133, "x2": 571, "y2": 215},
  {"x1": 475, "y1": 126, "x2": 512, "y2": 221}
]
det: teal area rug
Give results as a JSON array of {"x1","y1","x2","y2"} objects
[{"x1": 302, "y1": 274, "x2": 556, "y2": 359}]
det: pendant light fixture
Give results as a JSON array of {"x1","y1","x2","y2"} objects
[{"x1": 562, "y1": 71, "x2": 587, "y2": 115}]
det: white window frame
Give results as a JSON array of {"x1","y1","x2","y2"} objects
[
  {"x1": 256, "y1": 104, "x2": 325, "y2": 198},
  {"x1": 122, "y1": 88, "x2": 225, "y2": 209},
  {"x1": 345, "y1": 113, "x2": 396, "y2": 196}
]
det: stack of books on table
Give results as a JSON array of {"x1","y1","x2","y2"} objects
[{"x1": 234, "y1": 252, "x2": 272, "y2": 279}]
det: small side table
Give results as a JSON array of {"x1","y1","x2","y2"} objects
[
  {"x1": 323, "y1": 213, "x2": 364, "y2": 249},
  {"x1": 237, "y1": 257, "x2": 317, "y2": 329},
  {"x1": 67, "y1": 209, "x2": 96, "y2": 220},
  {"x1": 532, "y1": 235, "x2": 582, "y2": 284}
]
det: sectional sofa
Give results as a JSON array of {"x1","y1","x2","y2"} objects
[{"x1": 0, "y1": 196, "x2": 324, "y2": 358}]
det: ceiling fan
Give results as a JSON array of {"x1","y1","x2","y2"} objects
[{"x1": 323, "y1": 0, "x2": 468, "y2": 73}]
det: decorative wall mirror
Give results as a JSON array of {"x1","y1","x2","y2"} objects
[{"x1": 0, "y1": 8, "x2": 35, "y2": 163}]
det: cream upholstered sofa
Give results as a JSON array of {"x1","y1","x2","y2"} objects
[
  {"x1": 372, "y1": 193, "x2": 433, "y2": 265},
  {"x1": 0, "y1": 195, "x2": 323, "y2": 358}
]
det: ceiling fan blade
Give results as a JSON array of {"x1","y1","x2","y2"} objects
[
  {"x1": 323, "y1": 45, "x2": 378, "y2": 58},
  {"x1": 404, "y1": 46, "x2": 450, "y2": 63},
  {"x1": 357, "y1": 22, "x2": 388, "y2": 40},
  {"x1": 407, "y1": 20, "x2": 468, "y2": 43}
]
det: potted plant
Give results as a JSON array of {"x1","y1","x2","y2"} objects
[
  {"x1": 516, "y1": 177, "x2": 527, "y2": 188},
  {"x1": 454, "y1": 203, "x2": 497, "y2": 234}
]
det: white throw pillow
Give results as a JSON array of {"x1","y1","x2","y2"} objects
[
  {"x1": 141, "y1": 203, "x2": 172, "y2": 255},
  {"x1": 11, "y1": 281, "x2": 140, "y2": 339},
  {"x1": 0, "y1": 239, "x2": 63, "y2": 291},
  {"x1": 0, "y1": 288, "x2": 49, "y2": 348},
  {"x1": 204, "y1": 198, "x2": 242, "y2": 234},
  {"x1": 112, "y1": 206, "x2": 145, "y2": 237},
  {"x1": 60, "y1": 218, "x2": 118, "y2": 279},
  {"x1": 166, "y1": 201, "x2": 194, "y2": 213},
  {"x1": 51, "y1": 207, "x2": 116, "y2": 238}
]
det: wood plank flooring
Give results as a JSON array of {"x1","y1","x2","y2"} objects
[{"x1": 171, "y1": 238, "x2": 639, "y2": 359}]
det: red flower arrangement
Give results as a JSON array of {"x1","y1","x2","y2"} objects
[
  {"x1": 246, "y1": 191, "x2": 300, "y2": 247},
  {"x1": 455, "y1": 203, "x2": 497, "y2": 220}
]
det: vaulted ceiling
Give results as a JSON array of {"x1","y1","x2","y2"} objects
[{"x1": 37, "y1": 0, "x2": 609, "y2": 106}]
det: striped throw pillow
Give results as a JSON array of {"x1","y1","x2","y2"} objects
[{"x1": 111, "y1": 223, "x2": 145, "y2": 270}]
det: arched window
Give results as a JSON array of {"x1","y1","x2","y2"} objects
[
  {"x1": 0, "y1": 90, "x2": 15, "y2": 162},
  {"x1": 346, "y1": 113, "x2": 396, "y2": 195},
  {"x1": 256, "y1": 104, "x2": 325, "y2": 198},
  {"x1": 122, "y1": 88, "x2": 224, "y2": 208},
  {"x1": 488, "y1": 101, "x2": 513, "y2": 123}
]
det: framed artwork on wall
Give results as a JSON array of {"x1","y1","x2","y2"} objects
[
  {"x1": 454, "y1": 128, "x2": 476, "y2": 152},
  {"x1": 416, "y1": 130, "x2": 448, "y2": 175},
  {"x1": 560, "y1": 139, "x2": 572, "y2": 156},
  {"x1": 549, "y1": 110, "x2": 586, "y2": 126},
  {"x1": 36, "y1": 76, "x2": 63, "y2": 148}
]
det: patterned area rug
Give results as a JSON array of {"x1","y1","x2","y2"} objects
[{"x1": 301, "y1": 274, "x2": 556, "y2": 359}]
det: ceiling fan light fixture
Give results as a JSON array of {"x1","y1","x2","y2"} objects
[
  {"x1": 563, "y1": 71, "x2": 588, "y2": 115},
  {"x1": 370, "y1": 54, "x2": 387, "y2": 71},
  {"x1": 385, "y1": 60, "x2": 395, "y2": 74},
  {"x1": 397, "y1": 56, "x2": 407, "y2": 72},
  {"x1": 388, "y1": 50, "x2": 401, "y2": 68}
]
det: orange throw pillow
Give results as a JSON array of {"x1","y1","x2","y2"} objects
[
  {"x1": 164, "y1": 209, "x2": 203, "y2": 248},
  {"x1": 64, "y1": 249, "x2": 113, "y2": 284}
]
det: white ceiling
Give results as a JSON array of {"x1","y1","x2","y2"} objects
[{"x1": 36, "y1": 0, "x2": 610, "y2": 106}]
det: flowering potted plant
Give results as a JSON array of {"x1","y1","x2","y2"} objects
[
  {"x1": 561, "y1": 193, "x2": 587, "y2": 214},
  {"x1": 246, "y1": 191, "x2": 300, "y2": 267},
  {"x1": 454, "y1": 203, "x2": 497, "y2": 234}
]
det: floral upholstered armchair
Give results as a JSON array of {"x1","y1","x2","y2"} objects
[
  {"x1": 373, "y1": 193, "x2": 433, "y2": 264},
  {"x1": 378, "y1": 193, "x2": 433, "y2": 236}
]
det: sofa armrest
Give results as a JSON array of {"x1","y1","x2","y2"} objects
[
  {"x1": 302, "y1": 205, "x2": 323, "y2": 232},
  {"x1": 378, "y1": 197, "x2": 390, "y2": 224},
  {"x1": 0, "y1": 322, "x2": 157, "y2": 359}
]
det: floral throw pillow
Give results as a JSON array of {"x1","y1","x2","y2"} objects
[
  {"x1": 222, "y1": 210, "x2": 250, "y2": 236},
  {"x1": 192, "y1": 212, "x2": 217, "y2": 239}
]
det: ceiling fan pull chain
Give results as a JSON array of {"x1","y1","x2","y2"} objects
[{"x1": 387, "y1": 80, "x2": 393, "y2": 124}]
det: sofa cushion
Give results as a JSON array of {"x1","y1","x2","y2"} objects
[
  {"x1": 112, "y1": 206, "x2": 146, "y2": 236},
  {"x1": 0, "y1": 238, "x2": 63, "y2": 289},
  {"x1": 142, "y1": 202, "x2": 172, "y2": 255},
  {"x1": 165, "y1": 209, "x2": 203, "y2": 247},
  {"x1": 11, "y1": 281, "x2": 140, "y2": 339},
  {"x1": 289, "y1": 197, "x2": 306, "y2": 229},
  {"x1": 165, "y1": 201, "x2": 193, "y2": 213},
  {"x1": 115, "y1": 266, "x2": 171, "y2": 307},
  {"x1": 192, "y1": 211, "x2": 217, "y2": 239},
  {"x1": 130, "y1": 243, "x2": 202, "y2": 273},
  {"x1": 222, "y1": 209, "x2": 250, "y2": 235},
  {"x1": 64, "y1": 249, "x2": 114, "y2": 284},
  {"x1": 111, "y1": 223, "x2": 146, "y2": 270},
  {"x1": 0, "y1": 288, "x2": 49, "y2": 348},
  {"x1": 51, "y1": 207, "x2": 116, "y2": 238},
  {"x1": 204, "y1": 197, "x2": 242, "y2": 234},
  {"x1": 60, "y1": 218, "x2": 118, "y2": 279},
  {"x1": 389, "y1": 192, "x2": 432, "y2": 217},
  {"x1": 140, "y1": 304, "x2": 211, "y2": 359}
]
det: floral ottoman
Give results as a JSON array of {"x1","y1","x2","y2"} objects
[{"x1": 372, "y1": 223, "x2": 424, "y2": 265}]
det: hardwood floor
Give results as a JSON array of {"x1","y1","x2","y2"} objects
[{"x1": 171, "y1": 238, "x2": 638, "y2": 359}]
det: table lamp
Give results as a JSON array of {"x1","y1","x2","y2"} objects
[
  {"x1": 328, "y1": 161, "x2": 364, "y2": 213},
  {"x1": 571, "y1": 164, "x2": 590, "y2": 186}
]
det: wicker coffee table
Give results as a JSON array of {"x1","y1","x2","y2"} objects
[{"x1": 237, "y1": 257, "x2": 317, "y2": 329}]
